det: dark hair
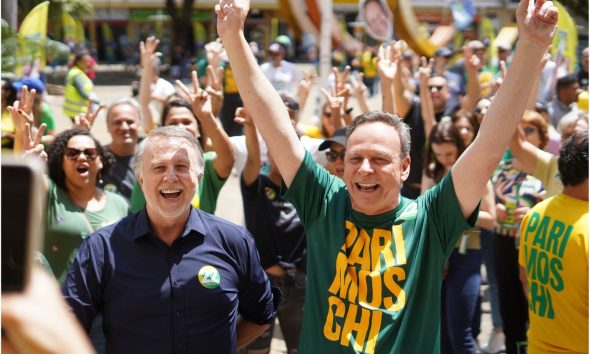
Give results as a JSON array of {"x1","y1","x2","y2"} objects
[
  {"x1": 346, "y1": 111, "x2": 411, "y2": 158},
  {"x1": 1, "y1": 79, "x2": 18, "y2": 107},
  {"x1": 279, "y1": 93, "x2": 300, "y2": 112},
  {"x1": 558, "y1": 130, "x2": 588, "y2": 187},
  {"x1": 556, "y1": 74, "x2": 578, "y2": 92},
  {"x1": 451, "y1": 111, "x2": 479, "y2": 137},
  {"x1": 160, "y1": 99, "x2": 196, "y2": 127},
  {"x1": 46, "y1": 129, "x2": 114, "y2": 192},
  {"x1": 424, "y1": 120, "x2": 465, "y2": 182},
  {"x1": 74, "y1": 49, "x2": 90, "y2": 65}
]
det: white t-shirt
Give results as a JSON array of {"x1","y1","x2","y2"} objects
[
  {"x1": 150, "y1": 78, "x2": 176, "y2": 118},
  {"x1": 260, "y1": 60, "x2": 303, "y2": 95}
]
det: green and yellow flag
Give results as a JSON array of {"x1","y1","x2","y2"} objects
[{"x1": 16, "y1": 1, "x2": 49, "y2": 76}]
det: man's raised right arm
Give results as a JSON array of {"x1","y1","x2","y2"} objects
[{"x1": 216, "y1": 0, "x2": 304, "y2": 187}]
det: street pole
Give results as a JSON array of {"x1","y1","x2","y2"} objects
[{"x1": 319, "y1": 0, "x2": 332, "y2": 91}]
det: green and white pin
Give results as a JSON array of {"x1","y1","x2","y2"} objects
[{"x1": 198, "y1": 265, "x2": 221, "y2": 289}]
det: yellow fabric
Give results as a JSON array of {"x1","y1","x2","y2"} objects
[
  {"x1": 361, "y1": 51, "x2": 378, "y2": 78},
  {"x1": 16, "y1": 1, "x2": 49, "y2": 76},
  {"x1": 1, "y1": 110, "x2": 15, "y2": 148},
  {"x1": 63, "y1": 66, "x2": 92, "y2": 119},
  {"x1": 224, "y1": 67, "x2": 239, "y2": 94},
  {"x1": 533, "y1": 152, "x2": 563, "y2": 198},
  {"x1": 518, "y1": 194, "x2": 589, "y2": 354}
]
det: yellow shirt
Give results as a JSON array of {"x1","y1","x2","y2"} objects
[
  {"x1": 1, "y1": 109, "x2": 15, "y2": 148},
  {"x1": 533, "y1": 151, "x2": 563, "y2": 198},
  {"x1": 519, "y1": 194, "x2": 589, "y2": 354}
]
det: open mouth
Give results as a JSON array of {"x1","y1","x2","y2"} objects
[
  {"x1": 355, "y1": 182, "x2": 379, "y2": 192},
  {"x1": 160, "y1": 189, "x2": 182, "y2": 199},
  {"x1": 76, "y1": 166, "x2": 89, "y2": 177}
]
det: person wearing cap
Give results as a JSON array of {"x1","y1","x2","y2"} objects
[
  {"x1": 449, "y1": 40, "x2": 492, "y2": 96},
  {"x1": 575, "y1": 47, "x2": 588, "y2": 90},
  {"x1": 318, "y1": 127, "x2": 346, "y2": 179},
  {"x1": 433, "y1": 47, "x2": 464, "y2": 111},
  {"x1": 260, "y1": 41, "x2": 303, "y2": 95},
  {"x1": 15, "y1": 77, "x2": 57, "y2": 146},
  {"x1": 491, "y1": 42, "x2": 512, "y2": 76},
  {"x1": 63, "y1": 49, "x2": 100, "y2": 121}
]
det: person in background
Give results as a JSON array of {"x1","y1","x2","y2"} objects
[
  {"x1": 260, "y1": 42, "x2": 303, "y2": 96},
  {"x1": 557, "y1": 110, "x2": 588, "y2": 142},
  {"x1": 238, "y1": 108, "x2": 306, "y2": 354},
  {"x1": 518, "y1": 130, "x2": 588, "y2": 354},
  {"x1": 18, "y1": 77, "x2": 57, "y2": 145},
  {"x1": 318, "y1": 127, "x2": 346, "y2": 179},
  {"x1": 575, "y1": 47, "x2": 589, "y2": 90},
  {"x1": 548, "y1": 74, "x2": 581, "y2": 127},
  {"x1": 147, "y1": 57, "x2": 176, "y2": 122},
  {"x1": 63, "y1": 50, "x2": 100, "y2": 121},
  {"x1": 2, "y1": 78, "x2": 19, "y2": 150}
]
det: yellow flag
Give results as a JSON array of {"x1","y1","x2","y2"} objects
[
  {"x1": 63, "y1": 12, "x2": 78, "y2": 43},
  {"x1": 479, "y1": 16, "x2": 496, "y2": 66},
  {"x1": 75, "y1": 19, "x2": 86, "y2": 44},
  {"x1": 552, "y1": 0, "x2": 578, "y2": 72},
  {"x1": 16, "y1": 1, "x2": 49, "y2": 76}
]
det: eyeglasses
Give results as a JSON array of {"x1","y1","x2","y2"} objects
[
  {"x1": 64, "y1": 147, "x2": 98, "y2": 160},
  {"x1": 523, "y1": 126, "x2": 537, "y2": 136},
  {"x1": 428, "y1": 85, "x2": 445, "y2": 91},
  {"x1": 325, "y1": 149, "x2": 345, "y2": 162}
]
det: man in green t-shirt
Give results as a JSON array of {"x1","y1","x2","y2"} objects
[{"x1": 217, "y1": 0, "x2": 558, "y2": 352}]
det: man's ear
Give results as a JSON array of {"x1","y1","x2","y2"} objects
[{"x1": 400, "y1": 155, "x2": 411, "y2": 182}]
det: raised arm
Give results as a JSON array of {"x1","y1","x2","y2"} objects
[
  {"x1": 417, "y1": 57, "x2": 436, "y2": 137},
  {"x1": 451, "y1": 0, "x2": 557, "y2": 218},
  {"x1": 460, "y1": 46, "x2": 482, "y2": 113},
  {"x1": 139, "y1": 37, "x2": 160, "y2": 133},
  {"x1": 235, "y1": 107, "x2": 261, "y2": 186},
  {"x1": 216, "y1": 0, "x2": 304, "y2": 186},
  {"x1": 177, "y1": 71, "x2": 235, "y2": 179}
]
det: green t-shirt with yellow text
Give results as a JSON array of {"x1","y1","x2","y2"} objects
[{"x1": 283, "y1": 151, "x2": 477, "y2": 353}]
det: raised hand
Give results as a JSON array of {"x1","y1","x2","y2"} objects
[
  {"x1": 177, "y1": 71, "x2": 213, "y2": 119},
  {"x1": 516, "y1": 0, "x2": 558, "y2": 49},
  {"x1": 332, "y1": 66, "x2": 351, "y2": 97},
  {"x1": 417, "y1": 56, "x2": 434, "y2": 87},
  {"x1": 377, "y1": 42, "x2": 401, "y2": 81},
  {"x1": 206, "y1": 64, "x2": 224, "y2": 116},
  {"x1": 234, "y1": 106, "x2": 253, "y2": 127},
  {"x1": 350, "y1": 72, "x2": 368, "y2": 98},
  {"x1": 215, "y1": 0, "x2": 250, "y2": 38},
  {"x1": 205, "y1": 39, "x2": 225, "y2": 69},
  {"x1": 22, "y1": 122, "x2": 47, "y2": 161},
  {"x1": 464, "y1": 46, "x2": 482, "y2": 74},
  {"x1": 73, "y1": 100, "x2": 106, "y2": 130},
  {"x1": 140, "y1": 36, "x2": 161, "y2": 70}
]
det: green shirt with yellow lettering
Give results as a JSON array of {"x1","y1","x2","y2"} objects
[{"x1": 283, "y1": 151, "x2": 477, "y2": 354}]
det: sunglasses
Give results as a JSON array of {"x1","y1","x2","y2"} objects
[
  {"x1": 428, "y1": 85, "x2": 445, "y2": 91},
  {"x1": 64, "y1": 147, "x2": 98, "y2": 161},
  {"x1": 325, "y1": 149, "x2": 345, "y2": 163},
  {"x1": 523, "y1": 126, "x2": 537, "y2": 136}
]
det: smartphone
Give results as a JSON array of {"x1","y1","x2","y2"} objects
[{"x1": 1, "y1": 156, "x2": 46, "y2": 292}]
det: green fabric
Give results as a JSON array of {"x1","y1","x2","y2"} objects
[
  {"x1": 43, "y1": 179, "x2": 128, "y2": 283},
  {"x1": 129, "y1": 151, "x2": 226, "y2": 214},
  {"x1": 40, "y1": 103, "x2": 56, "y2": 132},
  {"x1": 283, "y1": 151, "x2": 477, "y2": 354}
]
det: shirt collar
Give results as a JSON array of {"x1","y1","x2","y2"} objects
[{"x1": 132, "y1": 207, "x2": 207, "y2": 240}]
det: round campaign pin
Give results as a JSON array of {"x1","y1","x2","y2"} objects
[{"x1": 198, "y1": 265, "x2": 221, "y2": 289}]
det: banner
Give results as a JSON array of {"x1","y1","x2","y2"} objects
[
  {"x1": 450, "y1": 0, "x2": 476, "y2": 31},
  {"x1": 551, "y1": 0, "x2": 578, "y2": 73},
  {"x1": 63, "y1": 12, "x2": 85, "y2": 45},
  {"x1": 16, "y1": 1, "x2": 49, "y2": 76},
  {"x1": 479, "y1": 16, "x2": 496, "y2": 66}
]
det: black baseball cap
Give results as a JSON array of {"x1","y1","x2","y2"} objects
[{"x1": 319, "y1": 127, "x2": 347, "y2": 151}]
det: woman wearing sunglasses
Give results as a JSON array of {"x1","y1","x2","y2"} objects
[{"x1": 43, "y1": 128, "x2": 128, "y2": 282}]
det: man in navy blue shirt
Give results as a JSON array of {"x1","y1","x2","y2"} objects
[{"x1": 62, "y1": 126, "x2": 278, "y2": 354}]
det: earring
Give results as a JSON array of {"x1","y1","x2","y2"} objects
[{"x1": 98, "y1": 171, "x2": 103, "y2": 185}]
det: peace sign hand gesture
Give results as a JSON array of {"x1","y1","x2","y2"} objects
[
  {"x1": 22, "y1": 122, "x2": 47, "y2": 161},
  {"x1": 73, "y1": 100, "x2": 106, "y2": 130},
  {"x1": 177, "y1": 71, "x2": 213, "y2": 120}
]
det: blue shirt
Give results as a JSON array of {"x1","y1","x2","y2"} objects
[{"x1": 62, "y1": 207, "x2": 278, "y2": 354}]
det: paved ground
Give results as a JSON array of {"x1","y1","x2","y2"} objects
[{"x1": 44, "y1": 68, "x2": 496, "y2": 353}]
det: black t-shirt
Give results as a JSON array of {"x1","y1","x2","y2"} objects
[
  {"x1": 241, "y1": 174, "x2": 307, "y2": 273},
  {"x1": 103, "y1": 152, "x2": 136, "y2": 203},
  {"x1": 401, "y1": 98, "x2": 457, "y2": 196}
]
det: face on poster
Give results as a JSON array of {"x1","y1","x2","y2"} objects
[{"x1": 359, "y1": 0, "x2": 394, "y2": 42}]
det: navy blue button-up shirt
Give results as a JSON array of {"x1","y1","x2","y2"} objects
[{"x1": 62, "y1": 207, "x2": 277, "y2": 354}]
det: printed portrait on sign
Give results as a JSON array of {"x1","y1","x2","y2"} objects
[{"x1": 359, "y1": 0, "x2": 394, "y2": 42}]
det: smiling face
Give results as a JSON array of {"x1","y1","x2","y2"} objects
[
  {"x1": 427, "y1": 76, "x2": 450, "y2": 112},
  {"x1": 324, "y1": 142, "x2": 346, "y2": 179},
  {"x1": 62, "y1": 135, "x2": 103, "y2": 191},
  {"x1": 431, "y1": 142, "x2": 459, "y2": 171},
  {"x1": 164, "y1": 107, "x2": 200, "y2": 138},
  {"x1": 364, "y1": 0, "x2": 391, "y2": 40},
  {"x1": 344, "y1": 122, "x2": 410, "y2": 215},
  {"x1": 107, "y1": 103, "x2": 140, "y2": 148},
  {"x1": 139, "y1": 137, "x2": 200, "y2": 224}
]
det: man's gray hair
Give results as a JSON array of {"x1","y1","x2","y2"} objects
[
  {"x1": 134, "y1": 126, "x2": 204, "y2": 178},
  {"x1": 106, "y1": 97, "x2": 142, "y2": 123},
  {"x1": 346, "y1": 111, "x2": 411, "y2": 158}
]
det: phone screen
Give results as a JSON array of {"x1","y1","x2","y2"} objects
[{"x1": 1, "y1": 163, "x2": 35, "y2": 292}]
